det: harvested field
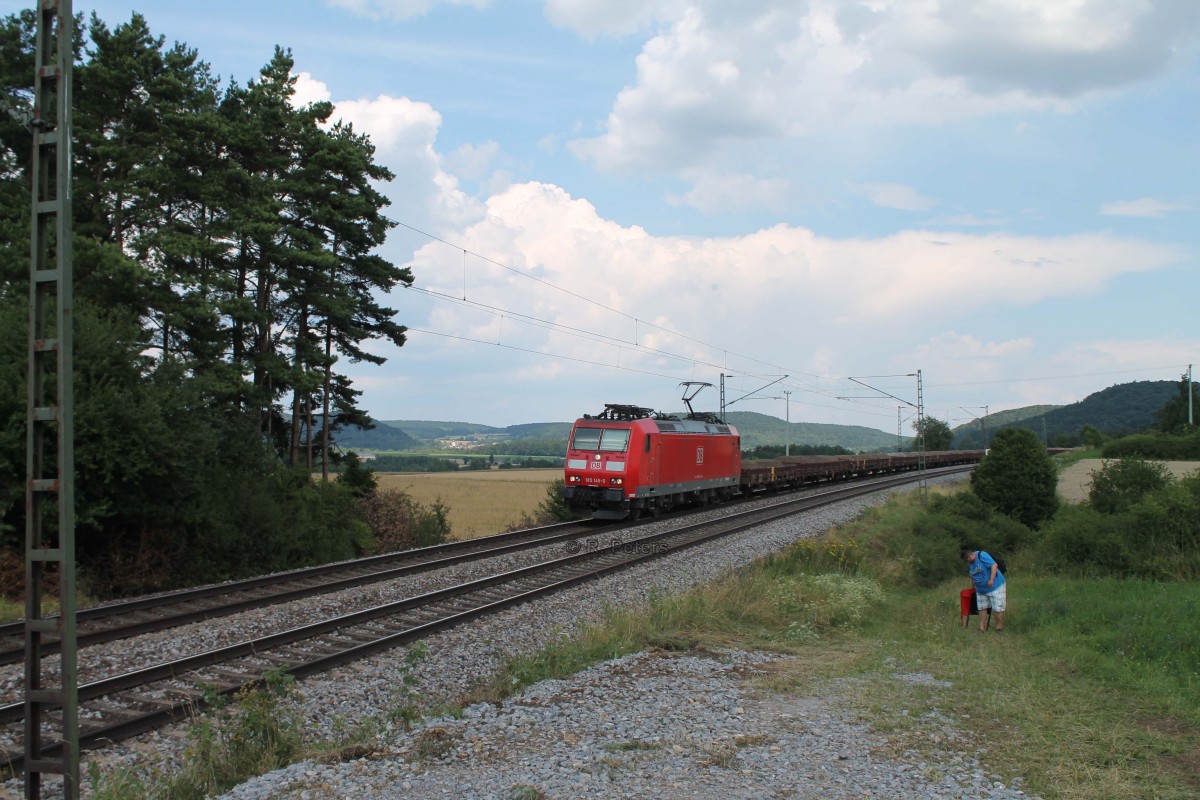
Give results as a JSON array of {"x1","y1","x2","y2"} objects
[
  {"x1": 374, "y1": 468, "x2": 560, "y2": 540},
  {"x1": 1058, "y1": 459, "x2": 1200, "y2": 503}
]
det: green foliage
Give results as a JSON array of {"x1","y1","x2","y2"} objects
[
  {"x1": 484, "y1": 438, "x2": 570, "y2": 458},
  {"x1": 911, "y1": 416, "x2": 953, "y2": 451},
  {"x1": 90, "y1": 679, "x2": 304, "y2": 800},
  {"x1": 970, "y1": 428, "x2": 1059, "y2": 528},
  {"x1": 385, "y1": 642, "x2": 429, "y2": 730},
  {"x1": 1088, "y1": 458, "x2": 1173, "y2": 514},
  {"x1": 928, "y1": 490, "x2": 1035, "y2": 557},
  {"x1": 337, "y1": 451, "x2": 378, "y2": 497},
  {"x1": 878, "y1": 523, "x2": 963, "y2": 589},
  {"x1": 537, "y1": 479, "x2": 574, "y2": 522},
  {"x1": 1101, "y1": 431, "x2": 1200, "y2": 460},
  {"x1": 1038, "y1": 472, "x2": 1200, "y2": 580},
  {"x1": 365, "y1": 454, "x2": 460, "y2": 472},
  {"x1": 1080, "y1": 425, "x2": 1106, "y2": 449},
  {"x1": 780, "y1": 539, "x2": 863, "y2": 575},
  {"x1": 1155, "y1": 374, "x2": 1200, "y2": 433},
  {"x1": 0, "y1": 12, "x2": 417, "y2": 593},
  {"x1": 414, "y1": 497, "x2": 451, "y2": 547},
  {"x1": 961, "y1": 381, "x2": 1180, "y2": 448}
]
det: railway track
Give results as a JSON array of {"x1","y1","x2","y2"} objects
[
  {"x1": 3, "y1": 466, "x2": 972, "y2": 777},
  {"x1": 0, "y1": 519, "x2": 622, "y2": 667}
]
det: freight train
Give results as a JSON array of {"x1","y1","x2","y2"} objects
[{"x1": 560, "y1": 400, "x2": 984, "y2": 520}]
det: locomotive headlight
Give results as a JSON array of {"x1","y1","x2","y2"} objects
[
  {"x1": 568, "y1": 475, "x2": 581, "y2": 483},
  {"x1": 610, "y1": 477, "x2": 623, "y2": 485}
]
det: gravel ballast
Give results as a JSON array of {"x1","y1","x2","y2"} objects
[{"x1": 222, "y1": 648, "x2": 1031, "y2": 800}]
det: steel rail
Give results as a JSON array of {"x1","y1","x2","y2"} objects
[
  {"x1": 0, "y1": 519, "x2": 618, "y2": 665},
  {"x1": 0, "y1": 466, "x2": 972, "y2": 777}
]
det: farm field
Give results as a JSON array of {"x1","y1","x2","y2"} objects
[
  {"x1": 1058, "y1": 459, "x2": 1200, "y2": 503},
  {"x1": 375, "y1": 468, "x2": 561, "y2": 539}
]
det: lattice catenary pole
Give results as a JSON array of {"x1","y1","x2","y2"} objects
[{"x1": 24, "y1": 1, "x2": 78, "y2": 797}]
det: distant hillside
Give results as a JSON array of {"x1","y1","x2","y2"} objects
[
  {"x1": 953, "y1": 381, "x2": 1176, "y2": 448},
  {"x1": 332, "y1": 419, "x2": 420, "y2": 451},
  {"x1": 951, "y1": 405, "x2": 1059, "y2": 448},
  {"x1": 722, "y1": 411, "x2": 903, "y2": 452},
  {"x1": 380, "y1": 420, "x2": 504, "y2": 440}
]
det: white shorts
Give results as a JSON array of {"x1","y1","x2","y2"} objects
[{"x1": 976, "y1": 583, "x2": 1006, "y2": 612}]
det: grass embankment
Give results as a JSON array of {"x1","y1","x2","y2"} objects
[{"x1": 476, "y1": 488, "x2": 1200, "y2": 800}]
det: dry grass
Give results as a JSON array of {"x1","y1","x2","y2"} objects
[{"x1": 374, "y1": 469, "x2": 561, "y2": 539}]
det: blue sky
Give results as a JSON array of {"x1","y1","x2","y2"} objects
[{"x1": 10, "y1": 0, "x2": 1200, "y2": 433}]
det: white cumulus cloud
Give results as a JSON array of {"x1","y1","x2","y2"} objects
[{"x1": 568, "y1": 1, "x2": 1200, "y2": 174}]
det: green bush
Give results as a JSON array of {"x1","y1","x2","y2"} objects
[
  {"x1": 970, "y1": 428, "x2": 1059, "y2": 527},
  {"x1": 337, "y1": 452, "x2": 379, "y2": 497},
  {"x1": 908, "y1": 491, "x2": 1033, "y2": 581},
  {"x1": 1087, "y1": 457, "x2": 1172, "y2": 513},
  {"x1": 413, "y1": 497, "x2": 451, "y2": 547},
  {"x1": 537, "y1": 479, "x2": 574, "y2": 522},
  {"x1": 880, "y1": 525, "x2": 962, "y2": 589},
  {"x1": 1102, "y1": 431, "x2": 1200, "y2": 460},
  {"x1": 1037, "y1": 475, "x2": 1200, "y2": 580},
  {"x1": 1036, "y1": 504, "x2": 1134, "y2": 575}
]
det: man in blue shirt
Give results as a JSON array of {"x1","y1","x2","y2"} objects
[{"x1": 961, "y1": 549, "x2": 1006, "y2": 632}]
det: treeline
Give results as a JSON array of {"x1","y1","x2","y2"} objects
[
  {"x1": 0, "y1": 12, "x2": 412, "y2": 595},
  {"x1": 1102, "y1": 431, "x2": 1200, "y2": 460},
  {"x1": 483, "y1": 438, "x2": 569, "y2": 457}
]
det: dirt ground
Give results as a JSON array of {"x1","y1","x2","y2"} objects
[{"x1": 1057, "y1": 459, "x2": 1200, "y2": 503}]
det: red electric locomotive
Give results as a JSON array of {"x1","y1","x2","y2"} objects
[{"x1": 561, "y1": 394, "x2": 741, "y2": 520}]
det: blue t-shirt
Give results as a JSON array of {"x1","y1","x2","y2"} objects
[{"x1": 969, "y1": 550, "x2": 1006, "y2": 594}]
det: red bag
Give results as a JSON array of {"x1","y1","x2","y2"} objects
[{"x1": 960, "y1": 588, "x2": 978, "y2": 618}]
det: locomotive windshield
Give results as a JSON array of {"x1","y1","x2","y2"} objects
[{"x1": 571, "y1": 427, "x2": 630, "y2": 452}]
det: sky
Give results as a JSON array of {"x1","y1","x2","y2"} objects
[{"x1": 9, "y1": 0, "x2": 1200, "y2": 434}]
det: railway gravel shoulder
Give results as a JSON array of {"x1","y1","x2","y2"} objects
[{"x1": 220, "y1": 649, "x2": 1034, "y2": 800}]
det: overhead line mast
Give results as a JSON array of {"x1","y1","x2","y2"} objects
[{"x1": 23, "y1": 2, "x2": 79, "y2": 798}]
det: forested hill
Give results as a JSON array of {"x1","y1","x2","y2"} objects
[
  {"x1": 334, "y1": 420, "x2": 421, "y2": 451},
  {"x1": 952, "y1": 381, "x2": 1178, "y2": 448}
]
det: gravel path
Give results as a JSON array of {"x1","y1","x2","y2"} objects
[
  {"x1": 223, "y1": 649, "x2": 1033, "y2": 800},
  {"x1": 4, "y1": 473, "x2": 1035, "y2": 799}
]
